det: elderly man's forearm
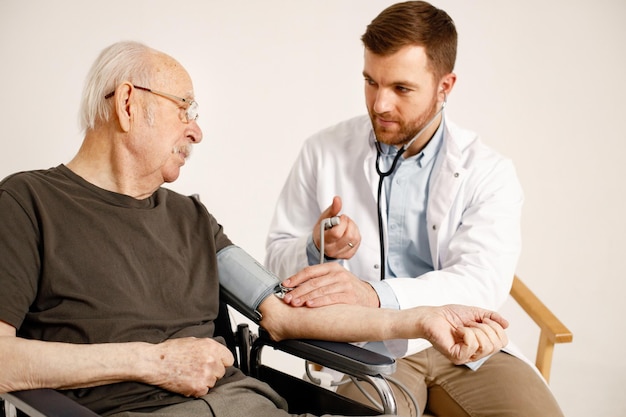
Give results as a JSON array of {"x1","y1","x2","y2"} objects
[
  {"x1": 0, "y1": 336, "x2": 149, "y2": 392},
  {"x1": 258, "y1": 295, "x2": 420, "y2": 342}
]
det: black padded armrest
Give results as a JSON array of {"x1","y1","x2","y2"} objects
[
  {"x1": 256, "y1": 328, "x2": 396, "y2": 377},
  {"x1": 1, "y1": 389, "x2": 99, "y2": 417}
]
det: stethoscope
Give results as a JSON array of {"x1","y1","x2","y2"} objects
[{"x1": 374, "y1": 92, "x2": 447, "y2": 280}]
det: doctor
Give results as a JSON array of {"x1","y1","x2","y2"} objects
[{"x1": 264, "y1": 2, "x2": 563, "y2": 416}]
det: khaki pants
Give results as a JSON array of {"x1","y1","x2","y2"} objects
[{"x1": 336, "y1": 349, "x2": 564, "y2": 417}]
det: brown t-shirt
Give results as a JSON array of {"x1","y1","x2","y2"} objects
[{"x1": 0, "y1": 165, "x2": 244, "y2": 415}]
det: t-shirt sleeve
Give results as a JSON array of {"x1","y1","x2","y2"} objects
[
  {"x1": 0, "y1": 187, "x2": 40, "y2": 329},
  {"x1": 188, "y1": 193, "x2": 233, "y2": 252},
  {"x1": 208, "y1": 212, "x2": 233, "y2": 253}
]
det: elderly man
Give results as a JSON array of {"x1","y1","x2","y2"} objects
[{"x1": 0, "y1": 41, "x2": 507, "y2": 417}]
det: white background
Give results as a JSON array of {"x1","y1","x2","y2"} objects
[{"x1": 1, "y1": 1, "x2": 625, "y2": 416}]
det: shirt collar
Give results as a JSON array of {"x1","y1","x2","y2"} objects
[
  {"x1": 416, "y1": 117, "x2": 445, "y2": 167},
  {"x1": 376, "y1": 118, "x2": 446, "y2": 168}
]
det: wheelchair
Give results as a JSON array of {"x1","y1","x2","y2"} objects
[{"x1": 0, "y1": 287, "x2": 397, "y2": 417}]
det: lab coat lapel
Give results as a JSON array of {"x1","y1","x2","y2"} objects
[
  {"x1": 363, "y1": 130, "x2": 388, "y2": 254},
  {"x1": 427, "y1": 125, "x2": 467, "y2": 268},
  {"x1": 363, "y1": 131, "x2": 380, "y2": 203}
]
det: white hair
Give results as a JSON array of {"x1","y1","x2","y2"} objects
[{"x1": 79, "y1": 41, "x2": 157, "y2": 132}]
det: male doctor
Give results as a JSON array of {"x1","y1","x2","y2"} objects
[{"x1": 264, "y1": 1, "x2": 563, "y2": 416}]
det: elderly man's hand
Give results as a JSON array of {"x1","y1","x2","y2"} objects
[
  {"x1": 145, "y1": 337, "x2": 234, "y2": 398},
  {"x1": 415, "y1": 305, "x2": 509, "y2": 364}
]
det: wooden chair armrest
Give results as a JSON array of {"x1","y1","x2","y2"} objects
[{"x1": 509, "y1": 275, "x2": 573, "y2": 382}]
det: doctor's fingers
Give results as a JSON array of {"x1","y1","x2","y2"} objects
[
  {"x1": 291, "y1": 277, "x2": 366, "y2": 308},
  {"x1": 282, "y1": 266, "x2": 359, "y2": 306},
  {"x1": 324, "y1": 217, "x2": 361, "y2": 258},
  {"x1": 314, "y1": 198, "x2": 343, "y2": 236},
  {"x1": 283, "y1": 265, "x2": 342, "y2": 295},
  {"x1": 283, "y1": 261, "x2": 346, "y2": 288},
  {"x1": 320, "y1": 196, "x2": 343, "y2": 219}
]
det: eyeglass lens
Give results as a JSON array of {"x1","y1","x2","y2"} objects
[{"x1": 185, "y1": 101, "x2": 199, "y2": 122}]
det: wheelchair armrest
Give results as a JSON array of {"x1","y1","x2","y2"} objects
[
  {"x1": 255, "y1": 328, "x2": 396, "y2": 377},
  {"x1": 251, "y1": 329, "x2": 399, "y2": 414},
  {"x1": 1, "y1": 389, "x2": 99, "y2": 417}
]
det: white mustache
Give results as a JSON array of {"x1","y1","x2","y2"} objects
[{"x1": 172, "y1": 144, "x2": 192, "y2": 159}]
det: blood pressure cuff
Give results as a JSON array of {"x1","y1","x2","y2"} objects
[{"x1": 217, "y1": 245, "x2": 281, "y2": 322}]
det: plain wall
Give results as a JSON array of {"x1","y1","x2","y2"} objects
[{"x1": 1, "y1": 1, "x2": 625, "y2": 416}]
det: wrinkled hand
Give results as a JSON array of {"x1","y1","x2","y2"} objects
[
  {"x1": 146, "y1": 337, "x2": 234, "y2": 397},
  {"x1": 281, "y1": 262, "x2": 379, "y2": 308},
  {"x1": 415, "y1": 305, "x2": 509, "y2": 365},
  {"x1": 312, "y1": 196, "x2": 361, "y2": 260}
]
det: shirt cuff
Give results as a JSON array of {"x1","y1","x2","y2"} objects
[
  {"x1": 305, "y1": 234, "x2": 340, "y2": 266},
  {"x1": 369, "y1": 280, "x2": 400, "y2": 310}
]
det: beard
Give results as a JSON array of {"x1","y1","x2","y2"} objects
[{"x1": 369, "y1": 94, "x2": 440, "y2": 148}]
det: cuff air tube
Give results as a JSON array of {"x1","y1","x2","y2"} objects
[{"x1": 217, "y1": 245, "x2": 281, "y2": 322}]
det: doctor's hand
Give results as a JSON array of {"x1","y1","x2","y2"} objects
[
  {"x1": 312, "y1": 196, "x2": 361, "y2": 260},
  {"x1": 281, "y1": 262, "x2": 379, "y2": 308}
]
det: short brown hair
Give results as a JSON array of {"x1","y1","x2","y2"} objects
[{"x1": 361, "y1": 1, "x2": 457, "y2": 80}]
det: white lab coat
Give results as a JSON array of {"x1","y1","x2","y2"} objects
[{"x1": 266, "y1": 115, "x2": 526, "y2": 359}]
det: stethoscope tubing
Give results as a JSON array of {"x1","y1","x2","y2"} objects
[{"x1": 374, "y1": 97, "x2": 447, "y2": 280}]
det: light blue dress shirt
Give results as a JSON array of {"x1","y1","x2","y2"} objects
[
  {"x1": 367, "y1": 121, "x2": 444, "y2": 309},
  {"x1": 380, "y1": 125, "x2": 443, "y2": 280}
]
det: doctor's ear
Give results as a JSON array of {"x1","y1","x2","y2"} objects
[
  {"x1": 438, "y1": 73, "x2": 457, "y2": 99},
  {"x1": 436, "y1": 87, "x2": 447, "y2": 105}
]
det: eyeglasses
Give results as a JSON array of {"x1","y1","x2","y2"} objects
[{"x1": 104, "y1": 85, "x2": 199, "y2": 123}]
